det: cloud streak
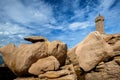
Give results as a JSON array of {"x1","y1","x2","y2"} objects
[
  {"x1": 69, "y1": 21, "x2": 94, "y2": 31},
  {"x1": 0, "y1": 0, "x2": 120, "y2": 48}
]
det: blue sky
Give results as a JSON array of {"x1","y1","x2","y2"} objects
[{"x1": 0, "y1": 0, "x2": 120, "y2": 48}]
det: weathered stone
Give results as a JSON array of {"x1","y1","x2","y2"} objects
[
  {"x1": 75, "y1": 31, "x2": 113, "y2": 72},
  {"x1": 113, "y1": 41, "x2": 120, "y2": 51},
  {"x1": 0, "y1": 42, "x2": 48, "y2": 76},
  {"x1": 60, "y1": 64, "x2": 75, "y2": 74},
  {"x1": 39, "y1": 70, "x2": 71, "y2": 79},
  {"x1": 114, "y1": 56, "x2": 120, "y2": 65},
  {"x1": 102, "y1": 34, "x2": 120, "y2": 45},
  {"x1": 67, "y1": 46, "x2": 79, "y2": 66},
  {"x1": 0, "y1": 40, "x2": 67, "y2": 76},
  {"x1": 102, "y1": 34, "x2": 113, "y2": 42},
  {"x1": 14, "y1": 42, "x2": 49, "y2": 76},
  {"x1": 65, "y1": 56, "x2": 71, "y2": 65},
  {"x1": 0, "y1": 44, "x2": 16, "y2": 69},
  {"x1": 39, "y1": 64, "x2": 77, "y2": 80},
  {"x1": 95, "y1": 62, "x2": 105, "y2": 72},
  {"x1": 85, "y1": 72, "x2": 107, "y2": 80},
  {"x1": 48, "y1": 41, "x2": 67, "y2": 66},
  {"x1": 28, "y1": 56, "x2": 60, "y2": 75},
  {"x1": 0, "y1": 44, "x2": 16, "y2": 56},
  {"x1": 48, "y1": 74, "x2": 77, "y2": 80},
  {"x1": 85, "y1": 60, "x2": 120, "y2": 80},
  {"x1": 24, "y1": 36, "x2": 48, "y2": 43}
]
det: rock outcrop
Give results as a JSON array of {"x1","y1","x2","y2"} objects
[
  {"x1": 48, "y1": 41, "x2": 67, "y2": 66},
  {"x1": 0, "y1": 42, "x2": 48, "y2": 76},
  {"x1": 0, "y1": 44, "x2": 16, "y2": 69},
  {"x1": 103, "y1": 34, "x2": 120, "y2": 56},
  {"x1": 38, "y1": 64, "x2": 77, "y2": 80},
  {"x1": 67, "y1": 46, "x2": 78, "y2": 66},
  {"x1": 14, "y1": 64, "x2": 77, "y2": 80},
  {"x1": 0, "y1": 37, "x2": 67, "y2": 76},
  {"x1": 75, "y1": 31, "x2": 113, "y2": 72},
  {"x1": 24, "y1": 36, "x2": 48, "y2": 43},
  {"x1": 83, "y1": 33, "x2": 120, "y2": 80},
  {"x1": 0, "y1": 32, "x2": 120, "y2": 80},
  {"x1": 85, "y1": 56, "x2": 120, "y2": 80},
  {"x1": 102, "y1": 34, "x2": 120, "y2": 45},
  {"x1": 68, "y1": 31, "x2": 120, "y2": 80},
  {"x1": 28, "y1": 56, "x2": 60, "y2": 75}
]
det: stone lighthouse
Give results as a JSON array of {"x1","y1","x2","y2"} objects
[{"x1": 95, "y1": 14, "x2": 105, "y2": 34}]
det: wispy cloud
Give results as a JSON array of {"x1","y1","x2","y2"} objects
[
  {"x1": 0, "y1": 0, "x2": 55, "y2": 25},
  {"x1": 69, "y1": 21, "x2": 94, "y2": 31},
  {"x1": 0, "y1": 0, "x2": 120, "y2": 48},
  {"x1": 0, "y1": 22, "x2": 31, "y2": 46}
]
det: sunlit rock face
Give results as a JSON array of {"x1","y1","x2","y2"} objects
[
  {"x1": 75, "y1": 31, "x2": 113, "y2": 72},
  {"x1": 28, "y1": 56, "x2": 60, "y2": 75},
  {"x1": 0, "y1": 32, "x2": 120, "y2": 80},
  {"x1": 0, "y1": 36, "x2": 67, "y2": 76},
  {"x1": 85, "y1": 57, "x2": 120, "y2": 80}
]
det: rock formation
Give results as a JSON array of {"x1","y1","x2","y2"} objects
[
  {"x1": 0, "y1": 31, "x2": 120, "y2": 80},
  {"x1": 28, "y1": 56, "x2": 60, "y2": 75},
  {"x1": 68, "y1": 31, "x2": 120, "y2": 80},
  {"x1": 0, "y1": 36, "x2": 67, "y2": 76},
  {"x1": 85, "y1": 57, "x2": 120, "y2": 80},
  {"x1": 24, "y1": 36, "x2": 48, "y2": 43},
  {"x1": 38, "y1": 64, "x2": 77, "y2": 80},
  {"x1": 75, "y1": 31, "x2": 113, "y2": 72}
]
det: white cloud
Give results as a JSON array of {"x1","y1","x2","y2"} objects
[
  {"x1": 0, "y1": 22, "x2": 29, "y2": 35},
  {"x1": 0, "y1": 0, "x2": 120, "y2": 48},
  {"x1": 1, "y1": 0, "x2": 55, "y2": 25},
  {"x1": 43, "y1": 24, "x2": 63, "y2": 30},
  {"x1": 99, "y1": 0, "x2": 116, "y2": 11},
  {"x1": 0, "y1": 22, "x2": 32, "y2": 45},
  {"x1": 0, "y1": 22, "x2": 32, "y2": 46},
  {"x1": 69, "y1": 0, "x2": 120, "y2": 33},
  {"x1": 69, "y1": 21, "x2": 94, "y2": 31}
]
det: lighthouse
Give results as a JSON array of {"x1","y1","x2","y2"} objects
[{"x1": 95, "y1": 14, "x2": 105, "y2": 34}]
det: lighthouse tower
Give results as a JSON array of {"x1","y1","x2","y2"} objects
[{"x1": 95, "y1": 14, "x2": 105, "y2": 34}]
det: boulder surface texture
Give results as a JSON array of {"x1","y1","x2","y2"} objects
[
  {"x1": 0, "y1": 37, "x2": 67, "y2": 76},
  {"x1": 28, "y1": 56, "x2": 60, "y2": 75},
  {"x1": 75, "y1": 31, "x2": 113, "y2": 72}
]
